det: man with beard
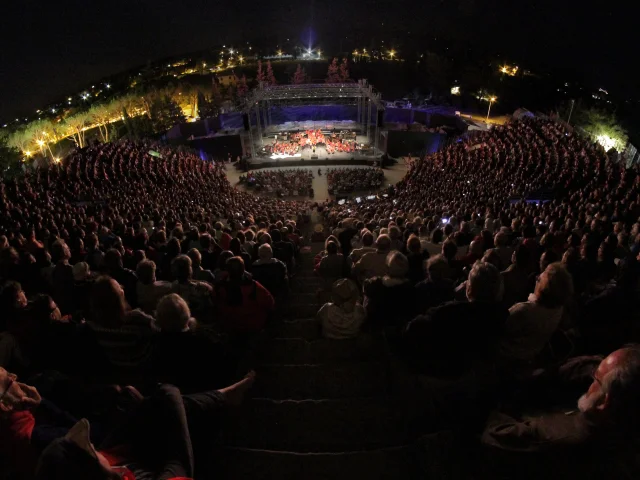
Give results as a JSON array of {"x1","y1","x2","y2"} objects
[{"x1": 481, "y1": 347, "x2": 640, "y2": 479}]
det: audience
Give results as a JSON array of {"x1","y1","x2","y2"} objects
[{"x1": 317, "y1": 278, "x2": 365, "y2": 339}]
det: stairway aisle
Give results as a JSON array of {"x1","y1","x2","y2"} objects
[{"x1": 216, "y1": 240, "x2": 422, "y2": 479}]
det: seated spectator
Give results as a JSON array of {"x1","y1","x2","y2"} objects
[
  {"x1": 318, "y1": 241, "x2": 344, "y2": 290},
  {"x1": 501, "y1": 245, "x2": 534, "y2": 309},
  {"x1": 500, "y1": 262, "x2": 574, "y2": 366},
  {"x1": 103, "y1": 249, "x2": 138, "y2": 308},
  {"x1": 136, "y1": 260, "x2": 172, "y2": 315},
  {"x1": 406, "y1": 234, "x2": 429, "y2": 285},
  {"x1": 460, "y1": 240, "x2": 483, "y2": 268},
  {"x1": 363, "y1": 251, "x2": 415, "y2": 326},
  {"x1": 152, "y1": 294, "x2": 229, "y2": 393},
  {"x1": 187, "y1": 248, "x2": 215, "y2": 284},
  {"x1": 493, "y1": 231, "x2": 513, "y2": 271},
  {"x1": 86, "y1": 275, "x2": 156, "y2": 378},
  {"x1": 442, "y1": 239, "x2": 462, "y2": 281},
  {"x1": 50, "y1": 240, "x2": 75, "y2": 315},
  {"x1": 229, "y1": 238, "x2": 252, "y2": 272},
  {"x1": 317, "y1": 279, "x2": 365, "y2": 339},
  {"x1": 213, "y1": 257, "x2": 275, "y2": 333},
  {"x1": 354, "y1": 234, "x2": 392, "y2": 282},
  {"x1": 415, "y1": 254, "x2": 455, "y2": 313},
  {"x1": 0, "y1": 365, "x2": 255, "y2": 480},
  {"x1": 349, "y1": 230, "x2": 376, "y2": 264},
  {"x1": 403, "y1": 262, "x2": 508, "y2": 378},
  {"x1": 482, "y1": 347, "x2": 640, "y2": 479},
  {"x1": 71, "y1": 262, "x2": 93, "y2": 319},
  {"x1": 271, "y1": 230, "x2": 294, "y2": 271},
  {"x1": 251, "y1": 244, "x2": 288, "y2": 298},
  {"x1": 170, "y1": 255, "x2": 214, "y2": 323}
]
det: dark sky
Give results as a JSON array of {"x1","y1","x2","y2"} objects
[{"x1": 0, "y1": 0, "x2": 633, "y2": 121}]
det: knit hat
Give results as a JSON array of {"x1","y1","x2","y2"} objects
[{"x1": 72, "y1": 262, "x2": 90, "y2": 281}]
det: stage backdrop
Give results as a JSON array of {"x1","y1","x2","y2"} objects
[{"x1": 386, "y1": 131, "x2": 446, "y2": 157}]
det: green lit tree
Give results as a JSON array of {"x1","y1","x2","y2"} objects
[
  {"x1": 0, "y1": 131, "x2": 23, "y2": 178},
  {"x1": 574, "y1": 107, "x2": 628, "y2": 152}
]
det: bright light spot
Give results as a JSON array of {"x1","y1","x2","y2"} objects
[
  {"x1": 106, "y1": 83, "x2": 111, "y2": 89},
  {"x1": 307, "y1": 48, "x2": 312, "y2": 55},
  {"x1": 277, "y1": 50, "x2": 283, "y2": 56},
  {"x1": 24, "y1": 150, "x2": 32, "y2": 157},
  {"x1": 229, "y1": 48, "x2": 234, "y2": 54},
  {"x1": 388, "y1": 50, "x2": 396, "y2": 58},
  {"x1": 36, "y1": 140, "x2": 45, "y2": 147},
  {"x1": 51, "y1": 108, "x2": 56, "y2": 113},
  {"x1": 596, "y1": 135, "x2": 616, "y2": 151},
  {"x1": 54, "y1": 157, "x2": 61, "y2": 163},
  {"x1": 451, "y1": 86, "x2": 460, "y2": 95},
  {"x1": 490, "y1": 96, "x2": 497, "y2": 102}
]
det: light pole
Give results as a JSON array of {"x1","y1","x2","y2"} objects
[
  {"x1": 486, "y1": 96, "x2": 497, "y2": 122},
  {"x1": 567, "y1": 99, "x2": 575, "y2": 125}
]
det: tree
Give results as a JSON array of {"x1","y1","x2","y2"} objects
[
  {"x1": 236, "y1": 74, "x2": 249, "y2": 98},
  {"x1": 266, "y1": 61, "x2": 277, "y2": 85},
  {"x1": 148, "y1": 94, "x2": 186, "y2": 133},
  {"x1": 577, "y1": 107, "x2": 628, "y2": 152},
  {"x1": 339, "y1": 58, "x2": 350, "y2": 82},
  {"x1": 0, "y1": 131, "x2": 23, "y2": 178},
  {"x1": 197, "y1": 91, "x2": 219, "y2": 119},
  {"x1": 326, "y1": 58, "x2": 341, "y2": 83},
  {"x1": 63, "y1": 113, "x2": 90, "y2": 149},
  {"x1": 292, "y1": 64, "x2": 307, "y2": 84},
  {"x1": 256, "y1": 60, "x2": 266, "y2": 85},
  {"x1": 88, "y1": 104, "x2": 115, "y2": 143}
]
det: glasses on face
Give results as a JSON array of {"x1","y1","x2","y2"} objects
[{"x1": 0, "y1": 373, "x2": 17, "y2": 404}]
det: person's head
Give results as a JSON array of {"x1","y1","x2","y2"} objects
[
  {"x1": 539, "y1": 250, "x2": 560, "y2": 274},
  {"x1": 271, "y1": 230, "x2": 282, "y2": 243},
  {"x1": 155, "y1": 294, "x2": 193, "y2": 332},
  {"x1": 426, "y1": 254, "x2": 449, "y2": 282},
  {"x1": 0, "y1": 280, "x2": 28, "y2": 314},
  {"x1": 187, "y1": 248, "x2": 202, "y2": 268},
  {"x1": 494, "y1": 231, "x2": 508, "y2": 248},
  {"x1": 386, "y1": 251, "x2": 409, "y2": 279},
  {"x1": 229, "y1": 238, "x2": 242, "y2": 255},
  {"x1": 72, "y1": 262, "x2": 90, "y2": 282},
  {"x1": 217, "y1": 250, "x2": 234, "y2": 270},
  {"x1": 361, "y1": 231, "x2": 374, "y2": 247},
  {"x1": 326, "y1": 241, "x2": 338, "y2": 255},
  {"x1": 407, "y1": 234, "x2": 422, "y2": 254},
  {"x1": 51, "y1": 240, "x2": 71, "y2": 263},
  {"x1": 199, "y1": 233, "x2": 212, "y2": 251},
  {"x1": 324, "y1": 235, "x2": 339, "y2": 251},
  {"x1": 227, "y1": 256, "x2": 246, "y2": 281},
  {"x1": 136, "y1": 259, "x2": 156, "y2": 285},
  {"x1": 578, "y1": 346, "x2": 640, "y2": 428},
  {"x1": 466, "y1": 262, "x2": 503, "y2": 303},
  {"x1": 469, "y1": 240, "x2": 483, "y2": 257},
  {"x1": 534, "y1": 262, "x2": 574, "y2": 308},
  {"x1": 35, "y1": 419, "x2": 122, "y2": 480},
  {"x1": 431, "y1": 228, "x2": 444, "y2": 244},
  {"x1": 0, "y1": 367, "x2": 41, "y2": 414},
  {"x1": 258, "y1": 243, "x2": 273, "y2": 261},
  {"x1": 103, "y1": 249, "x2": 123, "y2": 272},
  {"x1": 442, "y1": 239, "x2": 458, "y2": 261},
  {"x1": 375, "y1": 234, "x2": 391, "y2": 253},
  {"x1": 482, "y1": 249, "x2": 502, "y2": 269},
  {"x1": 330, "y1": 278, "x2": 360, "y2": 313},
  {"x1": 90, "y1": 276, "x2": 128, "y2": 328},
  {"x1": 171, "y1": 255, "x2": 193, "y2": 282},
  {"x1": 512, "y1": 244, "x2": 532, "y2": 270}
]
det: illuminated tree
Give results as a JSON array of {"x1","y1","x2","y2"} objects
[
  {"x1": 7, "y1": 129, "x2": 32, "y2": 156},
  {"x1": 0, "y1": 131, "x2": 23, "y2": 178},
  {"x1": 256, "y1": 60, "x2": 266, "y2": 84},
  {"x1": 89, "y1": 104, "x2": 116, "y2": 143},
  {"x1": 325, "y1": 58, "x2": 341, "y2": 83},
  {"x1": 148, "y1": 94, "x2": 185, "y2": 133},
  {"x1": 339, "y1": 58, "x2": 350, "y2": 82},
  {"x1": 578, "y1": 108, "x2": 628, "y2": 152},
  {"x1": 266, "y1": 61, "x2": 277, "y2": 85},
  {"x1": 292, "y1": 64, "x2": 307, "y2": 84},
  {"x1": 63, "y1": 113, "x2": 90, "y2": 149}
]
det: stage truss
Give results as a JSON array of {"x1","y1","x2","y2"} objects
[{"x1": 243, "y1": 80, "x2": 384, "y2": 158}]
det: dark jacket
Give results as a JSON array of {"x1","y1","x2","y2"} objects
[
  {"x1": 251, "y1": 259, "x2": 288, "y2": 298},
  {"x1": 403, "y1": 301, "x2": 509, "y2": 377},
  {"x1": 363, "y1": 277, "x2": 417, "y2": 327},
  {"x1": 414, "y1": 278, "x2": 455, "y2": 313},
  {"x1": 406, "y1": 251, "x2": 429, "y2": 285}
]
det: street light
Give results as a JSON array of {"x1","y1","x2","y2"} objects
[
  {"x1": 239, "y1": 56, "x2": 244, "y2": 64},
  {"x1": 486, "y1": 96, "x2": 497, "y2": 121},
  {"x1": 277, "y1": 50, "x2": 283, "y2": 57},
  {"x1": 389, "y1": 50, "x2": 396, "y2": 59}
]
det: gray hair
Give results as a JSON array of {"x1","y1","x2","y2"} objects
[
  {"x1": 426, "y1": 254, "x2": 449, "y2": 282},
  {"x1": 156, "y1": 293, "x2": 192, "y2": 332},
  {"x1": 386, "y1": 251, "x2": 409, "y2": 278},
  {"x1": 467, "y1": 262, "x2": 503, "y2": 303},
  {"x1": 258, "y1": 243, "x2": 273, "y2": 260}
]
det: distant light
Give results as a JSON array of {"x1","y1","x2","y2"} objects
[
  {"x1": 489, "y1": 96, "x2": 497, "y2": 102},
  {"x1": 24, "y1": 150, "x2": 32, "y2": 158},
  {"x1": 596, "y1": 134, "x2": 617, "y2": 151},
  {"x1": 51, "y1": 108, "x2": 56, "y2": 113},
  {"x1": 68, "y1": 97, "x2": 72, "y2": 101},
  {"x1": 54, "y1": 157, "x2": 61, "y2": 163},
  {"x1": 229, "y1": 48, "x2": 234, "y2": 54},
  {"x1": 106, "y1": 83, "x2": 111, "y2": 89},
  {"x1": 451, "y1": 86, "x2": 460, "y2": 95},
  {"x1": 307, "y1": 48, "x2": 312, "y2": 54},
  {"x1": 36, "y1": 140, "x2": 45, "y2": 147},
  {"x1": 277, "y1": 50, "x2": 283, "y2": 56}
]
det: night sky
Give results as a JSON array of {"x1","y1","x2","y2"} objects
[{"x1": 0, "y1": 0, "x2": 633, "y2": 121}]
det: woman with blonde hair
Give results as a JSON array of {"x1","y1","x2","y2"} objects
[{"x1": 317, "y1": 279, "x2": 365, "y2": 339}]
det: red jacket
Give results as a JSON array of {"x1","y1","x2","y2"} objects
[{"x1": 213, "y1": 279, "x2": 275, "y2": 332}]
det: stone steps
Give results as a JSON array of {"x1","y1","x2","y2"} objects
[
  {"x1": 216, "y1": 445, "x2": 420, "y2": 480},
  {"x1": 221, "y1": 397, "x2": 414, "y2": 452},
  {"x1": 251, "y1": 362, "x2": 389, "y2": 400},
  {"x1": 257, "y1": 335, "x2": 386, "y2": 365},
  {"x1": 272, "y1": 318, "x2": 321, "y2": 340}
]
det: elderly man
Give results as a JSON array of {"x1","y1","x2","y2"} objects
[
  {"x1": 482, "y1": 347, "x2": 640, "y2": 479},
  {"x1": 349, "y1": 230, "x2": 376, "y2": 264},
  {"x1": 403, "y1": 262, "x2": 508, "y2": 378},
  {"x1": 251, "y1": 244, "x2": 289, "y2": 298},
  {"x1": 354, "y1": 234, "x2": 392, "y2": 282},
  {"x1": 0, "y1": 366, "x2": 255, "y2": 480},
  {"x1": 169, "y1": 255, "x2": 214, "y2": 323}
]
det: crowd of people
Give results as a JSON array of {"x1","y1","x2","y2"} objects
[
  {"x1": 249, "y1": 168, "x2": 314, "y2": 196},
  {"x1": 326, "y1": 167, "x2": 384, "y2": 193},
  {"x1": 309, "y1": 117, "x2": 640, "y2": 476},
  {"x1": 268, "y1": 129, "x2": 361, "y2": 157},
  {"x1": 2, "y1": 114, "x2": 640, "y2": 477},
  {"x1": 0, "y1": 139, "x2": 312, "y2": 478}
]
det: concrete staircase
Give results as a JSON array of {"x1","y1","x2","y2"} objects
[{"x1": 216, "y1": 241, "x2": 423, "y2": 479}]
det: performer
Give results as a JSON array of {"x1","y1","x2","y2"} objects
[{"x1": 318, "y1": 168, "x2": 322, "y2": 176}]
